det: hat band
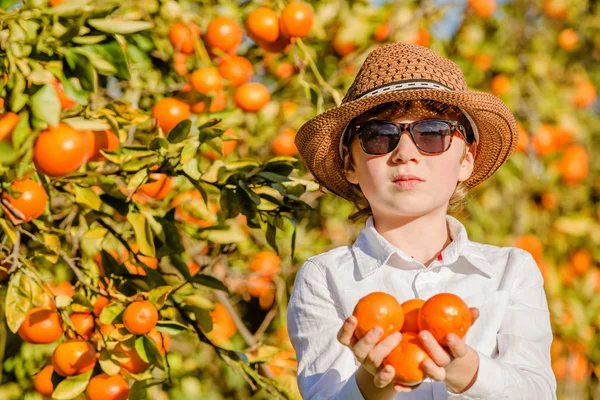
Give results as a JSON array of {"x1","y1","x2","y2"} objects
[{"x1": 338, "y1": 79, "x2": 480, "y2": 160}]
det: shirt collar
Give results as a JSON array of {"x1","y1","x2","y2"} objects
[{"x1": 351, "y1": 215, "x2": 494, "y2": 280}]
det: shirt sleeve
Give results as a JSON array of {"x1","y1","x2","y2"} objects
[
  {"x1": 287, "y1": 259, "x2": 366, "y2": 400},
  {"x1": 447, "y1": 250, "x2": 558, "y2": 399}
]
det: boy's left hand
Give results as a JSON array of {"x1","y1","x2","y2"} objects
[{"x1": 401, "y1": 307, "x2": 481, "y2": 394}]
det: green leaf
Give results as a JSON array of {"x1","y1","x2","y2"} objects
[
  {"x1": 99, "y1": 195, "x2": 129, "y2": 217},
  {"x1": 8, "y1": 72, "x2": 27, "y2": 113},
  {"x1": 127, "y1": 169, "x2": 148, "y2": 193},
  {"x1": 0, "y1": 142, "x2": 18, "y2": 164},
  {"x1": 51, "y1": 369, "x2": 93, "y2": 400},
  {"x1": 169, "y1": 255, "x2": 192, "y2": 281},
  {"x1": 219, "y1": 186, "x2": 240, "y2": 219},
  {"x1": 155, "y1": 217, "x2": 184, "y2": 258},
  {"x1": 148, "y1": 286, "x2": 172, "y2": 310},
  {"x1": 99, "y1": 350, "x2": 121, "y2": 376},
  {"x1": 30, "y1": 84, "x2": 60, "y2": 127},
  {"x1": 136, "y1": 335, "x2": 165, "y2": 369},
  {"x1": 127, "y1": 212, "x2": 155, "y2": 257},
  {"x1": 285, "y1": 216, "x2": 297, "y2": 262},
  {"x1": 88, "y1": 19, "x2": 155, "y2": 34},
  {"x1": 74, "y1": 185, "x2": 101, "y2": 210},
  {"x1": 64, "y1": 118, "x2": 111, "y2": 131},
  {"x1": 238, "y1": 180, "x2": 261, "y2": 205},
  {"x1": 184, "y1": 294, "x2": 215, "y2": 310},
  {"x1": 266, "y1": 222, "x2": 279, "y2": 254},
  {"x1": 192, "y1": 274, "x2": 229, "y2": 293},
  {"x1": 256, "y1": 171, "x2": 291, "y2": 183},
  {"x1": 180, "y1": 141, "x2": 197, "y2": 164},
  {"x1": 99, "y1": 302, "x2": 125, "y2": 325},
  {"x1": 11, "y1": 109, "x2": 30, "y2": 150},
  {"x1": 155, "y1": 320, "x2": 189, "y2": 335},
  {"x1": 193, "y1": 307, "x2": 213, "y2": 332},
  {"x1": 167, "y1": 120, "x2": 191, "y2": 143},
  {"x1": 182, "y1": 157, "x2": 201, "y2": 180},
  {"x1": 65, "y1": 51, "x2": 97, "y2": 92},
  {"x1": 92, "y1": 40, "x2": 130, "y2": 80},
  {"x1": 5, "y1": 271, "x2": 32, "y2": 333},
  {"x1": 149, "y1": 137, "x2": 169, "y2": 150}
]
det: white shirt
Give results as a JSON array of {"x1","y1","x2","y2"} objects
[{"x1": 287, "y1": 215, "x2": 557, "y2": 399}]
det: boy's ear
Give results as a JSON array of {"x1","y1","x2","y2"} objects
[
  {"x1": 458, "y1": 142, "x2": 477, "y2": 183},
  {"x1": 342, "y1": 145, "x2": 359, "y2": 185}
]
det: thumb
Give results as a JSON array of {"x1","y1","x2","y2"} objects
[{"x1": 470, "y1": 307, "x2": 480, "y2": 324}]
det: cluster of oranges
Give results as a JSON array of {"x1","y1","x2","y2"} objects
[{"x1": 352, "y1": 292, "x2": 472, "y2": 386}]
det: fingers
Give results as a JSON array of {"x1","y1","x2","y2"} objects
[
  {"x1": 352, "y1": 326, "x2": 384, "y2": 364},
  {"x1": 470, "y1": 307, "x2": 480, "y2": 324},
  {"x1": 337, "y1": 316, "x2": 357, "y2": 346},
  {"x1": 445, "y1": 333, "x2": 469, "y2": 358},
  {"x1": 363, "y1": 331, "x2": 402, "y2": 372},
  {"x1": 418, "y1": 330, "x2": 452, "y2": 367},
  {"x1": 373, "y1": 364, "x2": 396, "y2": 388},
  {"x1": 421, "y1": 358, "x2": 446, "y2": 381}
]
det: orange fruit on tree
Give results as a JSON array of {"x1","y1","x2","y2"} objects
[
  {"x1": 115, "y1": 343, "x2": 150, "y2": 374},
  {"x1": 50, "y1": 77, "x2": 77, "y2": 110},
  {"x1": 407, "y1": 27, "x2": 430, "y2": 47},
  {"x1": 332, "y1": 33, "x2": 356, "y2": 56},
  {"x1": 374, "y1": 22, "x2": 389, "y2": 42},
  {"x1": 18, "y1": 307, "x2": 63, "y2": 344},
  {"x1": 205, "y1": 16, "x2": 243, "y2": 54},
  {"x1": 256, "y1": 34, "x2": 294, "y2": 53},
  {"x1": 152, "y1": 97, "x2": 191, "y2": 133},
  {"x1": 93, "y1": 295, "x2": 110, "y2": 317},
  {"x1": 52, "y1": 340, "x2": 97, "y2": 376},
  {"x1": 543, "y1": 0, "x2": 567, "y2": 19},
  {"x1": 219, "y1": 56, "x2": 253, "y2": 86},
  {"x1": 138, "y1": 173, "x2": 172, "y2": 200},
  {"x1": 169, "y1": 21, "x2": 200, "y2": 54},
  {"x1": 570, "y1": 249, "x2": 592, "y2": 276},
  {"x1": 531, "y1": 123, "x2": 556, "y2": 156},
  {"x1": 85, "y1": 373, "x2": 129, "y2": 400},
  {"x1": 49, "y1": 0, "x2": 66, "y2": 5},
  {"x1": 207, "y1": 303, "x2": 237, "y2": 342},
  {"x1": 191, "y1": 90, "x2": 228, "y2": 114},
  {"x1": 33, "y1": 123, "x2": 89, "y2": 177},
  {"x1": 417, "y1": 293, "x2": 471, "y2": 347},
  {"x1": 173, "y1": 52, "x2": 188, "y2": 76},
  {"x1": 469, "y1": 0, "x2": 496, "y2": 18},
  {"x1": 490, "y1": 74, "x2": 510, "y2": 96},
  {"x1": 275, "y1": 62, "x2": 295, "y2": 79},
  {"x1": 558, "y1": 29, "x2": 579, "y2": 51},
  {"x1": 200, "y1": 131, "x2": 237, "y2": 160},
  {"x1": 383, "y1": 332, "x2": 430, "y2": 386},
  {"x1": 560, "y1": 144, "x2": 588, "y2": 184},
  {"x1": 47, "y1": 280, "x2": 75, "y2": 299},
  {"x1": 33, "y1": 365, "x2": 55, "y2": 397},
  {"x1": 515, "y1": 235, "x2": 543, "y2": 260},
  {"x1": 234, "y1": 82, "x2": 270, "y2": 112},
  {"x1": 400, "y1": 299, "x2": 425, "y2": 334},
  {"x1": 68, "y1": 312, "x2": 94, "y2": 340},
  {"x1": 250, "y1": 251, "x2": 281, "y2": 276},
  {"x1": 272, "y1": 129, "x2": 298, "y2": 156},
  {"x1": 266, "y1": 350, "x2": 297, "y2": 376},
  {"x1": 2, "y1": 179, "x2": 47, "y2": 222},
  {"x1": 86, "y1": 129, "x2": 120, "y2": 162},
  {"x1": 247, "y1": 275, "x2": 273, "y2": 297},
  {"x1": 473, "y1": 53, "x2": 492, "y2": 71},
  {"x1": 124, "y1": 244, "x2": 158, "y2": 275},
  {"x1": 246, "y1": 7, "x2": 280, "y2": 43},
  {"x1": 0, "y1": 112, "x2": 19, "y2": 141},
  {"x1": 173, "y1": 191, "x2": 219, "y2": 227},
  {"x1": 569, "y1": 351, "x2": 589, "y2": 382},
  {"x1": 189, "y1": 68, "x2": 224, "y2": 95},
  {"x1": 188, "y1": 261, "x2": 201, "y2": 276},
  {"x1": 123, "y1": 300, "x2": 159, "y2": 335},
  {"x1": 147, "y1": 328, "x2": 171, "y2": 354},
  {"x1": 279, "y1": 2, "x2": 314, "y2": 38},
  {"x1": 352, "y1": 292, "x2": 404, "y2": 341},
  {"x1": 574, "y1": 81, "x2": 597, "y2": 108},
  {"x1": 552, "y1": 126, "x2": 573, "y2": 147}
]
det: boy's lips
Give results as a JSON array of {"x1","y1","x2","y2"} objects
[{"x1": 391, "y1": 174, "x2": 424, "y2": 182}]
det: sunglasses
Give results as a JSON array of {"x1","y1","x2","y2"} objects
[{"x1": 348, "y1": 119, "x2": 468, "y2": 155}]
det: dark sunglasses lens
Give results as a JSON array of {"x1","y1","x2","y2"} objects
[
  {"x1": 357, "y1": 121, "x2": 399, "y2": 154},
  {"x1": 413, "y1": 120, "x2": 453, "y2": 153}
]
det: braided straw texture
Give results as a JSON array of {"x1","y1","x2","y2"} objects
[{"x1": 295, "y1": 42, "x2": 519, "y2": 205}]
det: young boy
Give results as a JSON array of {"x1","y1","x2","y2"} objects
[{"x1": 287, "y1": 42, "x2": 556, "y2": 399}]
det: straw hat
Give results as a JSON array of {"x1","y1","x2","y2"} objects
[{"x1": 295, "y1": 42, "x2": 519, "y2": 205}]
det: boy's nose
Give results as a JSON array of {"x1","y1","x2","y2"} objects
[{"x1": 390, "y1": 129, "x2": 420, "y2": 162}]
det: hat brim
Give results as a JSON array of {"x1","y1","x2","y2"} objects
[{"x1": 295, "y1": 89, "x2": 519, "y2": 205}]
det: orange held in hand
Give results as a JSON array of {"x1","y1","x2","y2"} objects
[
  {"x1": 400, "y1": 299, "x2": 425, "y2": 333},
  {"x1": 383, "y1": 332, "x2": 430, "y2": 386},
  {"x1": 352, "y1": 292, "x2": 404, "y2": 341},
  {"x1": 123, "y1": 300, "x2": 159, "y2": 335},
  {"x1": 417, "y1": 293, "x2": 472, "y2": 347}
]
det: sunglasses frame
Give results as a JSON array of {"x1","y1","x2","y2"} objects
[{"x1": 350, "y1": 118, "x2": 468, "y2": 155}]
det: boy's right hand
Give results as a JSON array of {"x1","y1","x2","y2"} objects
[{"x1": 337, "y1": 315, "x2": 408, "y2": 389}]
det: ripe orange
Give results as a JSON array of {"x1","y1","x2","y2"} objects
[
  {"x1": 490, "y1": 74, "x2": 510, "y2": 96},
  {"x1": 234, "y1": 82, "x2": 270, "y2": 112},
  {"x1": 172, "y1": 191, "x2": 219, "y2": 226},
  {"x1": 93, "y1": 295, "x2": 110, "y2": 317},
  {"x1": 247, "y1": 275, "x2": 273, "y2": 297},
  {"x1": 417, "y1": 293, "x2": 471, "y2": 347},
  {"x1": 407, "y1": 27, "x2": 430, "y2": 47},
  {"x1": 208, "y1": 303, "x2": 237, "y2": 342},
  {"x1": 266, "y1": 349, "x2": 297, "y2": 376},
  {"x1": 123, "y1": 300, "x2": 159, "y2": 335},
  {"x1": 532, "y1": 124, "x2": 556, "y2": 156},
  {"x1": 552, "y1": 356, "x2": 568, "y2": 381},
  {"x1": 246, "y1": 7, "x2": 280, "y2": 43},
  {"x1": 173, "y1": 52, "x2": 188, "y2": 76},
  {"x1": 189, "y1": 68, "x2": 223, "y2": 95},
  {"x1": 272, "y1": 129, "x2": 298, "y2": 156},
  {"x1": 147, "y1": 328, "x2": 171, "y2": 354},
  {"x1": 574, "y1": 81, "x2": 597, "y2": 108},
  {"x1": 553, "y1": 126, "x2": 573, "y2": 147},
  {"x1": 152, "y1": 97, "x2": 191, "y2": 133},
  {"x1": 332, "y1": 33, "x2": 356, "y2": 56},
  {"x1": 543, "y1": 0, "x2": 568, "y2": 19},
  {"x1": 250, "y1": 251, "x2": 281, "y2": 276},
  {"x1": 0, "y1": 112, "x2": 19, "y2": 141},
  {"x1": 86, "y1": 129, "x2": 120, "y2": 162},
  {"x1": 33, "y1": 365, "x2": 55, "y2": 397},
  {"x1": 569, "y1": 351, "x2": 589, "y2": 382},
  {"x1": 200, "y1": 130, "x2": 238, "y2": 160},
  {"x1": 124, "y1": 244, "x2": 159, "y2": 276},
  {"x1": 400, "y1": 299, "x2": 425, "y2": 333},
  {"x1": 219, "y1": 56, "x2": 253, "y2": 86},
  {"x1": 49, "y1": 0, "x2": 66, "y2": 5},
  {"x1": 473, "y1": 53, "x2": 492, "y2": 71},
  {"x1": 18, "y1": 307, "x2": 63, "y2": 344},
  {"x1": 169, "y1": 22, "x2": 200, "y2": 54},
  {"x1": 115, "y1": 343, "x2": 150, "y2": 374},
  {"x1": 256, "y1": 34, "x2": 293, "y2": 53},
  {"x1": 274, "y1": 62, "x2": 295, "y2": 79},
  {"x1": 47, "y1": 281, "x2": 75, "y2": 298},
  {"x1": 205, "y1": 17, "x2": 243, "y2": 54},
  {"x1": 138, "y1": 173, "x2": 172, "y2": 199},
  {"x1": 68, "y1": 312, "x2": 94, "y2": 340},
  {"x1": 352, "y1": 292, "x2": 404, "y2": 341},
  {"x1": 50, "y1": 77, "x2": 77, "y2": 110},
  {"x1": 558, "y1": 29, "x2": 579, "y2": 51},
  {"x1": 191, "y1": 90, "x2": 228, "y2": 114},
  {"x1": 2, "y1": 179, "x2": 47, "y2": 222},
  {"x1": 33, "y1": 123, "x2": 89, "y2": 177},
  {"x1": 571, "y1": 249, "x2": 592, "y2": 275},
  {"x1": 279, "y1": 2, "x2": 314, "y2": 38},
  {"x1": 188, "y1": 261, "x2": 200, "y2": 276},
  {"x1": 85, "y1": 373, "x2": 129, "y2": 400},
  {"x1": 374, "y1": 22, "x2": 389, "y2": 42},
  {"x1": 560, "y1": 145, "x2": 588, "y2": 184},
  {"x1": 469, "y1": 0, "x2": 496, "y2": 18},
  {"x1": 52, "y1": 340, "x2": 97, "y2": 376},
  {"x1": 383, "y1": 332, "x2": 430, "y2": 386}
]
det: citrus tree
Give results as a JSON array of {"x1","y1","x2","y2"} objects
[{"x1": 0, "y1": 0, "x2": 598, "y2": 399}]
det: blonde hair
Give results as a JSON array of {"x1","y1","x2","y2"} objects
[{"x1": 342, "y1": 100, "x2": 475, "y2": 222}]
